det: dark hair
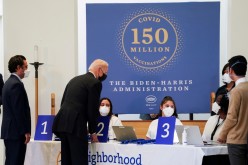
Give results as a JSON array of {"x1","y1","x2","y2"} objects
[
  {"x1": 158, "y1": 96, "x2": 178, "y2": 118},
  {"x1": 8, "y1": 55, "x2": 26, "y2": 73},
  {"x1": 99, "y1": 97, "x2": 113, "y2": 117},
  {"x1": 221, "y1": 63, "x2": 229, "y2": 75},
  {"x1": 218, "y1": 94, "x2": 229, "y2": 114},
  {"x1": 228, "y1": 55, "x2": 247, "y2": 76}
]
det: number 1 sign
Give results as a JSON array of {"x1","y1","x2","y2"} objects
[{"x1": 34, "y1": 115, "x2": 55, "y2": 140}]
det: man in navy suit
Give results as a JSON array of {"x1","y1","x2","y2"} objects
[
  {"x1": 1, "y1": 55, "x2": 31, "y2": 165},
  {"x1": 53, "y1": 59, "x2": 109, "y2": 165},
  {"x1": 0, "y1": 73, "x2": 4, "y2": 115},
  {"x1": 0, "y1": 73, "x2": 4, "y2": 106}
]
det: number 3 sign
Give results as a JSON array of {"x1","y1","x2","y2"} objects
[
  {"x1": 155, "y1": 116, "x2": 176, "y2": 144},
  {"x1": 34, "y1": 115, "x2": 55, "y2": 140}
]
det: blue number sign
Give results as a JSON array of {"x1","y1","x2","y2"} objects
[
  {"x1": 96, "y1": 116, "x2": 110, "y2": 142},
  {"x1": 156, "y1": 116, "x2": 176, "y2": 144},
  {"x1": 34, "y1": 115, "x2": 55, "y2": 140}
]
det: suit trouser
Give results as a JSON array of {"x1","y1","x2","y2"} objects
[
  {"x1": 4, "y1": 136, "x2": 26, "y2": 165},
  {"x1": 60, "y1": 133, "x2": 88, "y2": 165},
  {"x1": 227, "y1": 143, "x2": 247, "y2": 165}
]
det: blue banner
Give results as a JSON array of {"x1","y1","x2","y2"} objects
[{"x1": 86, "y1": 2, "x2": 220, "y2": 114}]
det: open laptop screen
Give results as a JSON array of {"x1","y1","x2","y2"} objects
[{"x1": 112, "y1": 126, "x2": 137, "y2": 141}]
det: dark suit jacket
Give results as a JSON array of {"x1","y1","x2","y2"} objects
[
  {"x1": 0, "y1": 73, "x2": 4, "y2": 105},
  {"x1": 1, "y1": 74, "x2": 31, "y2": 139},
  {"x1": 52, "y1": 72, "x2": 102, "y2": 140}
]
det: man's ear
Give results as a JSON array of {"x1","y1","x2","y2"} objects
[{"x1": 16, "y1": 65, "x2": 21, "y2": 71}]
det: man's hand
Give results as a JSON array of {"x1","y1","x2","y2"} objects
[
  {"x1": 217, "y1": 137, "x2": 226, "y2": 144},
  {"x1": 25, "y1": 133, "x2": 31, "y2": 144},
  {"x1": 91, "y1": 133, "x2": 99, "y2": 143}
]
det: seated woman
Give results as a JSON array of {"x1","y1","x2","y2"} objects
[
  {"x1": 146, "y1": 96, "x2": 183, "y2": 141},
  {"x1": 202, "y1": 94, "x2": 229, "y2": 142},
  {"x1": 99, "y1": 97, "x2": 123, "y2": 140}
]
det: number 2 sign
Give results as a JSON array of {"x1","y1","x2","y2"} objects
[
  {"x1": 96, "y1": 116, "x2": 110, "y2": 143},
  {"x1": 155, "y1": 116, "x2": 176, "y2": 144},
  {"x1": 34, "y1": 115, "x2": 55, "y2": 140}
]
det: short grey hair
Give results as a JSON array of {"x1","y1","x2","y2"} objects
[{"x1": 88, "y1": 59, "x2": 108, "y2": 71}]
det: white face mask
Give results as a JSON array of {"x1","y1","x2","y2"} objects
[
  {"x1": 162, "y1": 107, "x2": 174, "y2": 117},
  {"x1": 24, "y1": 70, "x2": 30, "y2": 78},
  {"x1": 212, "y1": 102, "x2": 220, "y2": 114},
  {"x1": 99, "y1": 106, "x2": 110, "y2": 116},
  {"x1": 222, "y1": 73, "x2": 232, "y2": 84}
]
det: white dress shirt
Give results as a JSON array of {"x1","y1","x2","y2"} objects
[{"x1": 202, "y1": 115, "x2": 224, "y2": 142}]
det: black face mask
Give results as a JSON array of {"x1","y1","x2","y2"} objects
[{"x1": 98, "y1": 73, "x2": 107, "y2": 82}]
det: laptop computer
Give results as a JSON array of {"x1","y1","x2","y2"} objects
[
  {"x1": 176, "y1": 125, "x2": 204, "y2": 146},
  {"x1": 185, "y1": 125, "x2": 204, "y2": 146},
  {"x1": 112, "y1": 126, "x2": 137, "y2": 141}
]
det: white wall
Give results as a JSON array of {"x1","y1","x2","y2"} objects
[
  {"x1": 228, "y1": 0, "x2": 248, "y2": 60},
  {"x1": 2, "y1": 0, "x2": 78, "y2": 136},
  {"x1": 0, "y1": 0, "x2": 3, "y2": 73},
  {"x1": 0, "y1": 1, "x2": 4, "y2": 164}
]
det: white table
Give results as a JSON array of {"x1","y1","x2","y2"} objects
[
  {"x1": 25, "y1": 140, "x2": 61, "y2": 165},
  {"x1": 24, "y1": 140, "x2": 228, "y2": 165}
]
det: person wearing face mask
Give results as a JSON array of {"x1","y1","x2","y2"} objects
[
  {"x1": 52, "y1": 59, "x2": 108, "y2": 165},
  {"x1": 211, "y1": 63, "x2": 235, "y2": 116},
  {"x1": 1, "y1": 55, "x2": 31, "y2": 165},
  {"x1": 99, "y1": 97, "x2": 122, "y2": 140},
  {"x1": 218, "y1": 55, "x2": 248, "y2": 165},
  {"x1": 202, "y1": 94, "x2": 229, "y2": 142},
  {"x1": 146, "y1": 96, "x2": 183, "y2": 141}
]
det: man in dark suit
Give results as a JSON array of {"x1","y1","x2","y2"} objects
[
  {"x1": 0, "y1": 73, "x2": 4, "y2": 115},
  {"x1": 52, "y1": 59, "x2": 109, "y2": 165},
  {"x1": 0, "y1": 73, "x2": 4, "y2": 106},
  {"x1": 1, "y1": 55, "x2": 31, "y2": 165}
]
